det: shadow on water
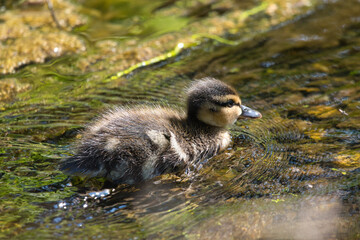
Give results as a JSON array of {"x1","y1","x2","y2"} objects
[{"x1": 0, "y1": 0, "x2": 360, "y2": 239}]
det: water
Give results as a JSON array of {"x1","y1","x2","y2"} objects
[{"x1": 0, "y1": 0, "x2": 359, "y2": 239}]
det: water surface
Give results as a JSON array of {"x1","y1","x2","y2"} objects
[{"x1": 0, "y1": 0, "x2": 359, "y2": 239}]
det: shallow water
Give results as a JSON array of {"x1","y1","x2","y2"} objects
[{"x1": 0, "y1": 0, "x2": 360, "y2": 239}]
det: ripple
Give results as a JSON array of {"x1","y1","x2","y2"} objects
[{"x1": 41, "y1": 112, "x2": 338, "y2": 237}]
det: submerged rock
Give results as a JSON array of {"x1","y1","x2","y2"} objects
[
  {"x1": 0, "y1": 0, "x2": 86, "y2": 74},
  {"x1": 306, "y1": 105, "x2": 340, "y2": 119},
  {"x1": 0, "y1": 78, "x2": 31, "y2": 102},
  {"x1": 334, "y1": 151, "x2": 360, "y2": 169}
]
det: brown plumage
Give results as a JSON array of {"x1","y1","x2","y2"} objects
[{"x1": 60, "y1": 77, "x2": 262, "y2": 184}]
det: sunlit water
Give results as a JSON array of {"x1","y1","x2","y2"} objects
[{"x1": 0, "y1": 0, "x2": 359, "y2": 239}]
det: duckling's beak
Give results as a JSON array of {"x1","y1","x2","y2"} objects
[{"x1": 239, "y1": 105, "x2": 262, "y2": 119}]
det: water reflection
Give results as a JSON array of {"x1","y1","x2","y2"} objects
[{"x1": 185, "y1": 196, "x2": 342, "y2": 240}]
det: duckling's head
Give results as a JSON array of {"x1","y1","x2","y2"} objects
[{"x1": 187, "y1": 77, "x2": 261, "y2": 127}]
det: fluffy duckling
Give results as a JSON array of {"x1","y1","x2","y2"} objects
[{"x1": 60, "y1": 77, "x2": 261, "y2": 184}]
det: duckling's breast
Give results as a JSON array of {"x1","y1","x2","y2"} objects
[{"x1": 163, "y1": 122, "x2": 231, "y2": 167}]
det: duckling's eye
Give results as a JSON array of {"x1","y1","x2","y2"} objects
[{"x1": 225, "y1": 100, "x2": 235, "y2": 108}]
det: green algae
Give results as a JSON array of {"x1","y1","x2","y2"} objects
[{"x1": 0, "y1": 157, "x2": 75, "y2": 238}]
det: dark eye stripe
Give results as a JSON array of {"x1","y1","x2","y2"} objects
[{"x1": 211, "y1": 100, "x2": 240, "y2": 107}]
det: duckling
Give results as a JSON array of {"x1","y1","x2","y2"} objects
[{"x1": 60, "y1": 77, "x2": 261, "y2": 184}]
